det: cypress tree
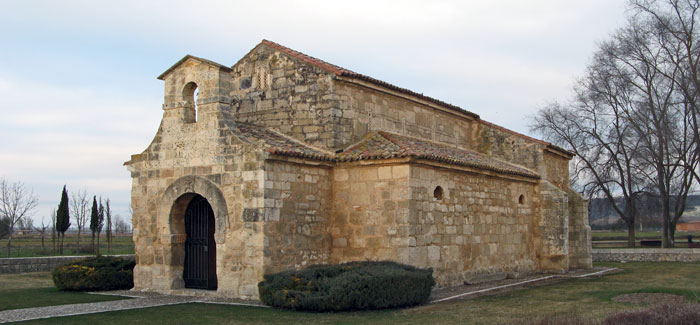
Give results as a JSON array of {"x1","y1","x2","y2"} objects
[
  {"x1": 56, "y1": 186, "x2": 70, "y2": 254},
  {"x1": 89, "y1": 196, "x2": 98, "y2": 254},
  {"x1": 96, "y1": 199, "x2": 104, "y2": 256},
  {"x1": 105, "y1": 199, "x2": 112, "y2": 254}
]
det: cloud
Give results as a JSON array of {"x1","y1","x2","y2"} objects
[
  {"x1": 0, "y1": 0, "x2": 628, "y2": 225},
  {"x1": 0, "y1": 74, "x2": 161, "y2": 222}
]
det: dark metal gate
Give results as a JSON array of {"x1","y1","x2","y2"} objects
[{"x1": 183, "y1": 195, "x2": 217, "y2": 290}]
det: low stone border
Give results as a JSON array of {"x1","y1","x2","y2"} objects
[
  {"x1": 0, "y1": 255, "x2": 134, "y2": 274},
  {"x1": 593, "y1": 248, "x2": 700, "y2": 262}
]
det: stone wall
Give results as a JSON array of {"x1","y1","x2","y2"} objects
[
  {"x1": 474, "y1": 122, "x2": 543, "y2": 171},
  {"x1": 330, "y1": 163, "x2": 411, "y2": 263},
  {"x1": 592, "y1": 248, "x2": 700, "y2": 262},
  {"x1": 263, "y1": 159, "x2": 333, "y2": 273},
  {"x1": 0, "y1": 255, "x2": 134, "y2": 274},
  {"x1": 335, "y1": 81, "x2": 475, "y2": 149},
  {"x1": 536, "y1": 181, "x2": 569, "y2": 272},
  {"x1": 333, "y1": 79, "x2": 571, "y2": 184},
  {"x1": 230, "y1": 45, "x2": 348, "y2": 150},
  {"x1": 128, "y1": 57, "x2": 269, "y2": 298},
  {"x1": 329, "y1": 160, "x2": 541, "y2": 287},
  {"x1": 567, "y1": 188, "x2": 592, "y2": 269},
  {"x1": 408, "y1": 164, "x2": 539, "y2": 286},
  {"x1": 126, "y1": 42, "x2": 592, "y2": 300}
]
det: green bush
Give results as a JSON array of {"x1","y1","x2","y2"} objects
[
  {"x1": 258, "y1": 261, "x2": 435, "y2": 311},
  {"x1": 52, "y1": 256, "x2": 135, "y2": 291}
]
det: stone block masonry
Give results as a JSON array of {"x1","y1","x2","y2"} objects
[{"x1": 126, "y1": 40, "x2": 592, "y2": 300}]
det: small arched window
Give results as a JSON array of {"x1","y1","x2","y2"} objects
[
  {"x1": 182, "y1": 82, "x2": 199, "y2": 123},
  {"x1": 518, "y1": 194, "x2": 525, "y2": 205},
  {"x1": 433, "y1": 186, "x2": 444, "y2": 201}
]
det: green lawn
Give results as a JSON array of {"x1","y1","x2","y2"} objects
[
  {"x1": 14, "y1": 262, "x2": 700, "y2": 324},
  {"x1": 0, "y1": 272, "x2": 127, "y2": 311},
  {"x1": 0, "y1": 234, "x2": 133, "y2": 258}
]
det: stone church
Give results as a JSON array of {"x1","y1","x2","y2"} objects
[{"x1": 125, "y1": 40, "x2": 591, "y2": 299}]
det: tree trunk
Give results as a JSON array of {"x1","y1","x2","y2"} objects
[
  {"x1": 627, "y1": 221, "x2": 636, "y2": 248},
  {"x1": 6, "y1": 232, "x2": 12, "y2": 257},
  {"x1": 77, "y1": 229, "x2": 81, "y2": 248},
  {"x1": 96, "y1": 232, "x2": 100, "y2": 256},
  {"x1": 59, "y1": 233, "x2": 63, "y2": 255},
  {"x1": 662, "y1": 204, "x2": 671, "y2": 248},
  {"x1": 669, "y1": 222, "x2": 676, "y2": 248},
  {"x1": 91, "y1": 232, "x2": 95, "y2": 254}
]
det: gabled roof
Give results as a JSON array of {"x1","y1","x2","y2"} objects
[
  {"x1": 336, "y1": 131, "x2": 539, "y2": 178},
  {"x1": 257, "y1": 40, "x2": 480, "y2": 120},
  {"x1": 157, "y1": 55, "x2": 232, "y2": 80}
]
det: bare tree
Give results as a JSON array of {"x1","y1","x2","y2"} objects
[
  {"x1": 105, "y1": 199, "x2": 112, "y2": 254},
  {"x1": 19, "y1": 218, "x2": 33, "y2": 232},
  {"x1": 617, "y1": 0, "x2": 699, "y2": 247},
  {"x1": 34, "y1": 216, "x2": 49, "y2": 252},
  {"x1": 114, "y1": 215, "x2": 131, "y2": 235},
  {"x1": 626, "y1": 0, "x2": 700, "y2": 246},
  {"x1": 532, "y1": 97, "x2": 645, "y2": 247},
  {"x1": 0, "y1": 178, "x2": 39, "y2": 257},
  {"x1": 70, "y1": 189, "x2": 89, "y2": 248},
  {"x1": 533, "y1": 0, "x2": 700, "y2": 247},
  {"x1": 50, "y1": 208, "x2": 57, "y2": 253}
]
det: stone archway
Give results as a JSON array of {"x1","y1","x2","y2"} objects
[{"x1": 158, "y1": 175, "x2": 229, "y2": 289}]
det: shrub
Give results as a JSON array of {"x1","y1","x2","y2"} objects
[
  {"x1": 52, "y1": 256, "x2": 135, "y2": 291},
  {"x1": 258, "y1": 261, "x2": 435, "y2": 311}
]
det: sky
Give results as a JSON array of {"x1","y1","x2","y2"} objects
[{"x1": 0, "y1": 0, "x2": 627, "y2": 226}]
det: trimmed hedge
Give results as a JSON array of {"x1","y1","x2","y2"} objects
[
  {"x1": 258, "y1": 261, "x2": 435, "y2": 311},
  {"x1": 52, "y1": 256, "x2": 135, "y2": 291}
]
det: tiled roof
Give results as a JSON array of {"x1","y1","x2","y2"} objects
[
  {"x1": 337, "y1": 132, "x2": 539, "y2": 178},
  {"x1": 231, "y1": 123, "x2": 334, "y2": 161},
  {"x1": 259, "y1": 40, "x2": 479, "y2": 119},
  {"x1": 229, "y1": 123, "x2": 537, "y2": 178}
]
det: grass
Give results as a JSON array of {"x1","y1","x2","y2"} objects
[
  {"x1": 12, "y1": 262, "x2": 700, "y2": 324},
  {"x1": 591, "y1": 230, "x2": 699, "y2": 240},
  {"x1": 0, "y1": 234, "x2": 133, "y2": 258},
  {"x1": 0, "y1": 272, "x2": 127, "y2": 311}
]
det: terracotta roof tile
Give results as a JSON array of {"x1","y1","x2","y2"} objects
[
  {"x1": 232, "y1": 123, "x2": 334, "y2": 161},
  {"x1": 231, "y1": 123, "x2": 537, "y2": 178},
  {"x1": 337, "y1": 132, "x2": 539, "y2": 178}
]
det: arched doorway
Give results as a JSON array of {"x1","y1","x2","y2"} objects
[{"x1": 183, "y1": 194, "x2": 217, "y2": 290}]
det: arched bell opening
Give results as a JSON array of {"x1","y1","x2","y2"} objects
[{"x1": 182, "y1": 82, "x2": 199, "y2": 123}]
